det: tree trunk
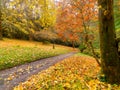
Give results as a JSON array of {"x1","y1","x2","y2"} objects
[
  {"x1": 0, "y1": 7, "x2": 2, "y2": 40},
  {"x1": 72, "y1": 41, "x2": 75, "y2": 48},
  {"x1": 29, "y1": 30, "x2": 33, "y2": 41},
  {"x1": 53, "y1": 43, "x2": 55, "y2": 49},
  {"x1": 98, "y1": 0, "x2": 120, "y2": 83},
  {"x1": 0, "y1": 20, "x2": 2, "y2": 40},
  {"x1": 88, "y1": 42, "x2": 101, "y2": 66}
]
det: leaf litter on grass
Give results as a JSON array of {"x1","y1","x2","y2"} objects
[
  {"x1": 0, "y1": 39, "x2": 75, "y2": 70},
  {"x1": 14, "y1": 56, "x2": 120, "y2": 90}
]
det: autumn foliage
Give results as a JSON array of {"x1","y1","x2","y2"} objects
[
  {"x1": 14, "y1": 55, "x2": 120, "y2": 90},
  {"x1": 55, "y1": 0, "x2": 97, "y2": 47}
]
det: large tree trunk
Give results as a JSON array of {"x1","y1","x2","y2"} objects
[
  {"x1": 0, "y1": 5, "x2": 2, "y2": 40},
  {"x1": 98, "y1": 0, "x2": 120, "y2": 83},
  {"x1": 0, "y1": 18, "x2": 2, "y2": 40}
]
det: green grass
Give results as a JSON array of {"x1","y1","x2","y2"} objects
[
  {"x1": 76, "y1": 49, "x2": 100, "y2": 58},
  {"x1": 0, "y1": 39, "x2": 73, "y2": 70},
  {"x1": 75, "y1": 53, "x2": 89, "y2": 56}
]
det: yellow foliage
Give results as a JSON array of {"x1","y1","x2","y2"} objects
[
  {"x1": 14, "y1": 84, "x2": 23, "y2": 90},
  {"x1": 13, "y1": 55, "x2": 120, "y2": 90}
]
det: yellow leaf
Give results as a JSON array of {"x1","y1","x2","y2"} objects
[
  {"x1": 63, "y1": 83, "x2": 71, "y2": 88},
  {"x1": 14, "y1": 85, "x2": 23, "y2": 90}
]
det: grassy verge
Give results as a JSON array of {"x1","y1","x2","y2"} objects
[
  {"x1": 0, "y1": 38, "x2": 74, "y2": 70},
  {"x1": 75, "y1": 53, "x2": 90, "y2": 56},
  {"x1": 14, "y1": 55, "x2": 120, "y2": 90}
]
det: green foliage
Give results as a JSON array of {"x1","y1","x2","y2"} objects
[
  {"x1": 2, "y1": 26, "x2": 29, "y2": 39},
  {"x1": 42, "y1": 41, "x2": 51, "y2": 45},
  {"x1": 94, "y1": 50, "x2": 100, "y2": 58},
  {"x1": 75, "y1": 53, "x2": 89, "y2": 56},
  {"x1": 79, "y1": 47, "x2": 100, "y2": 58},
  {"x1": 98, "y1": 74, "x2": 107, "y2": 82},
  {"x1": 98, "y1": 71, "x2": 107, "y2": 82},
  {"x1": 116, "y1": 30, "x2": 120, "y2": 48},
  {"x1": 116, "y1": 29, "x2": 120, "y2": 38},
  {"x1": 83, "y1": 49, "x2": 93, "y2": 56},
  {"x1": 93, "y1": 40, "x2": 100, "y2": 49},
  {"x1": 78, "y1": 43, "x2": 86, "y2": 52},
  {"x1": 114, "y1": 0, "x2": 120, "y2": 30},
  {"x1": 92, "y1": 33, "x2": 100, "y2": 49}
]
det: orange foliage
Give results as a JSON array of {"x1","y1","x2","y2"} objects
[{"x1": 55, "y1": 0, "x2": 97, "y2": 45}]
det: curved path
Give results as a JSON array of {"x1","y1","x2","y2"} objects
[{"x1": 0, "y1": 52, "x2": 76, "y2": 90}]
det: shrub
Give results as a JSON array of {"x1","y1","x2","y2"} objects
[
  {"x1": 83, "y1": 49, "x2": 92, "y2": 56},
  {"x1": 42, "y1": 41, "x2": 51, "y2": 45},
  {"x1": 33, "y1": 31, "x2": 58, "y2": 42},
  {"x1": 83, "y1": 49, "x2": 100, "y2": 58},
  {"x1": 79, "y1": 44, "x2": 86, "y2": 52},
  {"x1": 34, "y1": 31, "x2": 80, "y2": 47},
  {"x1": 95, "y1": 50, "x2": 100, "y2": 58},
  {"x1": 2, "y1": 26, "x2": 29, "y2": 40}
]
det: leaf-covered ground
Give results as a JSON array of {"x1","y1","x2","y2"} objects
[
  {"x1": 14, "y1": 55, "x2": 120, "y2": 90},
  {"x1": 0, "y1": 38, "x2": 74, "y2": 70}
]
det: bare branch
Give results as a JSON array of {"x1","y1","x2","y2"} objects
[{"x1": 88, "y1": 42, "x2": 101, "y2": 66}]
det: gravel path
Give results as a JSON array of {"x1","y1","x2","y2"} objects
[{"x1": 0, "y1": 52, "x2": 76, "y2": 90}]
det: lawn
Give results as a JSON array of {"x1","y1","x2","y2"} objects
[
  {"x1": 0, "y1": 38, "x2": 75, "y2": 70},
  {"x1": 14, "y1": 54, "x2": 120, "y2": 90}
]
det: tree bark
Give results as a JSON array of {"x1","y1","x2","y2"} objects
[
  {"x1": 0, "y1": 5, "x2": 2, "y2": 40},
  {"x1": 88, "y1": 42, "x2": 101, "y2": 66},
  {"x1": 0, "y1": 20, "x2": 2, "y2": 40},
  {"x1": 98, "y1": 0, "x2": 120, "y2": 83}
]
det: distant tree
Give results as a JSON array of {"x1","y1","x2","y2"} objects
[
  {"x1": 55, "y1": 0, "x2": 100, "y2": 65},
  {"x1": 55, "y1": 3, "x2": 81, "y2": 48},
  {"x1": 1, "y1": 0, "x2": 56, "y2": 40}
]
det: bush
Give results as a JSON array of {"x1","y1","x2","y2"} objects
[
  {"x1": 33, "y1": 31, "x2": 58, "y2": 41},
  {"x1": 83, "y1": 49, "x2": 100, "y2": 58},
  {"x1": 83, "y1": 49, "x2": 92, "y2": 56},
  {"x1": 34, "y1": 31, "x2": 80, "y2": 47},
  {"x1": 2, "y1": 27, "x2": 29, "y2": 40},
  {"x1": 79, "y1": 44, "x2": 86, "y2": 52},
  {"x1": 116, "y1": 29, "x2": 120, "y2": 38},
  {"x1": 42, "y1": 41, "x2": 51, "y2": 45},
  {"x1": 95, "y1": 50, "x2": 100, "y2": 58}
]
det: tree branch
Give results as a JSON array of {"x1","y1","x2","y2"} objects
[{"x1": 88, "y1": 42, "x2": 101, "y2": 66}]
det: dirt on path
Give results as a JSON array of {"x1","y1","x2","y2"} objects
[{"x1": 0, "y1": 52, "x2": 76, "y2": 90}]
